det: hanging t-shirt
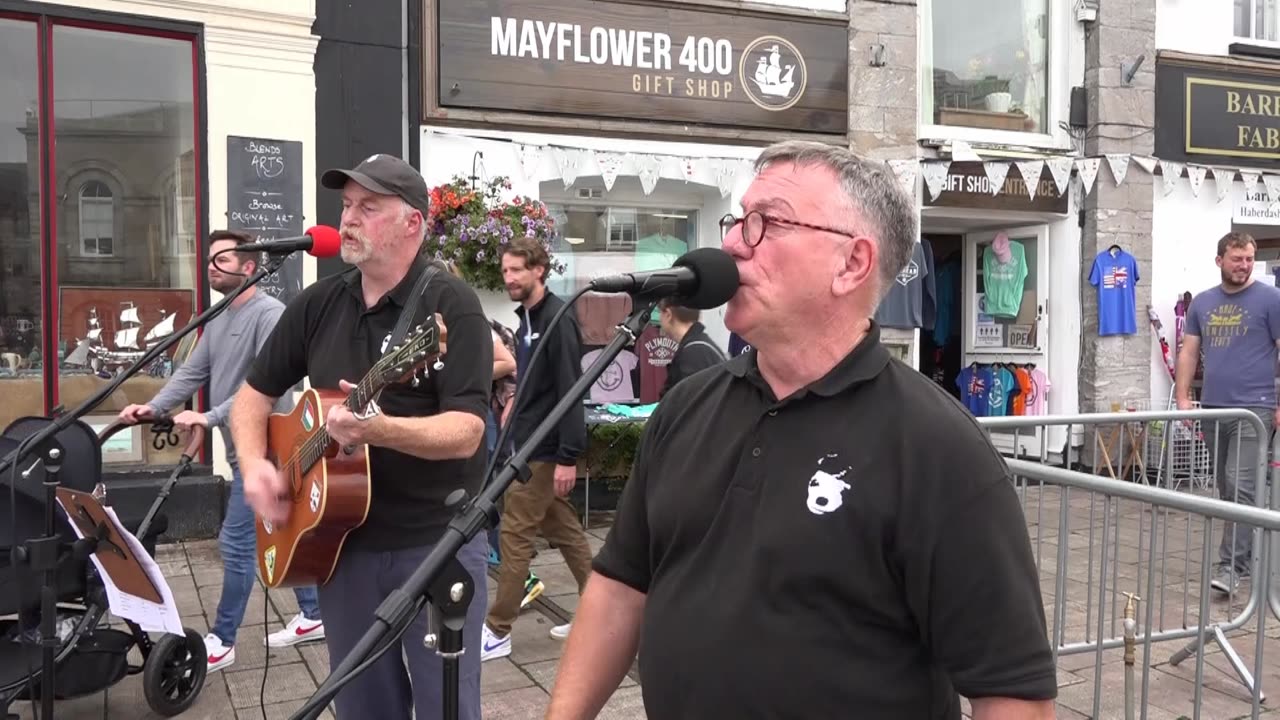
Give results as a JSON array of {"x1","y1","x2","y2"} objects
[
  {"x1": 635, "y1": 234, "x2": 689, "y2": 323},
  {"x1": 1012, "y1": 367, "x2": 1033, "y2": 415},
  {"x1": 982, "y1": 241, "x2": 1028, "y2": 318},
  {"x1": 728, "y1": 333, "x2": 752, "y2": 357},
  {"x1": 1027, "y1": 368, "x2": 1051, "y2": 415},
  {"x1": 1089, "y1": 248, "x2": 1140, "y2": 336},
  {"x1": 874, "y1": 241, "x2": 930, "y2": 329},
  {"x1": 986, "y1": 366, "x2": 1017, "y2": 417},
  {"x1": 956, "y1": 365, "x2": 990, "y2": 416},
  {"x1": 636, "y1": 324, "x2": 679, "y2": 403},
  {"x1": 582, "y1": 348, "x2": 639, "y2": 403},
  {"x1": 921, "y1": 239, "x2": 938, "y2": 332},
  {"x1": 932, "y1": 259, "x2": 960, "y2": 346},
  {"x1": 577, "y1": 292, "x2": 633, "y2": 346}
]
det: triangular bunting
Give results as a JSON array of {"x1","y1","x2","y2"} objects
[
  {"x1": 886, "y1": 158, "x2": 917, "y2": 197},
  {"x1": 1015, "y1": 160, "x2": 1045, "y2": 201},
  {"x1": 1131, "y1": 155, "x2": 1158, "y2": 174},
  {"x1": 680, "y1": 157, "x2": 698, "y2": 183},
  {"x1": 1159, "y1": 160, "x2": 1183, "y2": 196},
  {"x1": 1264, "y1": 174, "x2": 1280, "y2": 205},
  {"x1": 1186, "y1": 165, "x2": 1207, "y2": 197},
  {"x1": 553, "y1": 147, "x2": 583, "y2": 190},
  {"x1": 1210, "y1": 167, "x2": 1232, "y2": 204},
  {"x1": 1105, "y1": 154, "x2": 1130, "y2": 186},
  {"x1": 983, "y1": 161, "x2": 1010, "y2": 195},
  {"x1": 714, "y1": 160, "x2": 737, "y2": 199},
  {"x1": 515, "y1": 143, "x2": 543, "y2": 180},
  {"x1": 1241, "y1": 169, "x2": 1261, "y2": 196},
  {"x1": 1046, "y1": 157, "x2": 1072, "y2": 196},
  {"x1": 595, "y1": 151, "x2": 625, "y2": 192},
  {"x1": 921, "y1": 161, "x2": 951, "y2": 201},
  {"x1": 637, "y1": 154, "x2": 662, "y2": 195},
  {"x1": 1075, "y1": 157, "x2": 1100, "y2": 196}
]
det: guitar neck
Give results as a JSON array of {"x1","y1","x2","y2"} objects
[{"x1": 296, "y1": 371, "x2": 389, "y2": 475}]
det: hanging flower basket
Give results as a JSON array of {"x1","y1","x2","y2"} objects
[{"x1": 425, "y1": 174, "x2": 564, "y2": 293}]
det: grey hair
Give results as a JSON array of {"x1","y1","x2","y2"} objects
[{"x1": 753, "y1": 140, "x2": 918, "y2": 301}]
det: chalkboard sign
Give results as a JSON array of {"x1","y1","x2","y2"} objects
[{"x1": 226, "y1": 136, "x2": 305, "y2": 304}]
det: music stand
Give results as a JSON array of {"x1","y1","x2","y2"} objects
[{"x1": 55, "y1": 486, "x2": 162, "y2": 604}]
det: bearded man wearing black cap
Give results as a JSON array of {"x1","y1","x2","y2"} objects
[{"x1": 232, "y1": 153, "x2": 494, "y2": 720}]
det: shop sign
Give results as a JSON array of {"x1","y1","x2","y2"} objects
[
  {"x1": 1233, "y1": 186, "x2": 1280, "y2": 225},
  {"x1": 923, "y1": 162, "x2": 1068, "y2": 214},
  {"x1": 432, "y1": 0, "x2": 848, "y2": 134},
  {"x1": 1156, "y1": 53, "x2": 1280, "y2": 169}
]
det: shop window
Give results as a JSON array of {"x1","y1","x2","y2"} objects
[
  {"x1": 0, "y1": 10, "x2": 205, "y2": 468},
  {"x1": 0, "y1": 17, "x2": 41, "y2": 431},
  {"x1": 1236, "y1": 0, "x2": 1280, "y2": 42},
  {"x1": 964, "y1": 229, "x2": 1045, "y2": 354},
  {"x1": 923, "y1": 0, "x2": 1049, "y2": 135}
]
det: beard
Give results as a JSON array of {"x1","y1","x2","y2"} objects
[
  {"x1": 506, "y1": 283, "x2": 530, "y2": 302},
  {"x1": 341, "y1": 227, "x2": 374, "y2": 265},
  {"x1": 1221, "y1": 267, "x2": 1251, "y2": 288},
  {"x1": 209, "y1": 272, "x2": 241, "y2": 294}
]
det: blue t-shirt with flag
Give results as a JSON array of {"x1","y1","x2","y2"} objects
[{"x1": 1089, "y1": 248, "x2": 1140, "y2": 336}]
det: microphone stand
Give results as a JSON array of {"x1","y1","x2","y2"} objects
[
  {"x1": 2, "y1": 250, "x2": 290, "y2": 716},
  {"x1": 290, "y1": 297, "x2": 659, "y2": 720}
]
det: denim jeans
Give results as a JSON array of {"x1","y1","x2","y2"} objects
[
  {"x1": 1204, "y1": 407, "x2": 1276, "y2": 575},
  {"x1": 211, "y1": 468, "x2": 321, "y2": 646}
]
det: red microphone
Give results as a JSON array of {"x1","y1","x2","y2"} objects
[{"x1": 232, "y1": 225, "x2": 341, "y2": 258}]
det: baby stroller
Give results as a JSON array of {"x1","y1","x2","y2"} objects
[{"x1": 0, "y1": 414, "x2": 208, "y2": 718}]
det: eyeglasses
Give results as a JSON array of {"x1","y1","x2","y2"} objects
[{"x1": 719, "y1": 211, "x2": 857, "y2": 248}]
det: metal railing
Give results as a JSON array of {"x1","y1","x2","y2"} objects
[{"x1": 977, "y1": 409, "x2": 1279, "y2": 720}]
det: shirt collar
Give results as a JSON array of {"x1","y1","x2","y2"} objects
[
  {"x1": 727, "y1": 321, "x2": 891, "y2": 400},
  {"x1": 343, "y1": 255, "x2": 432, "y2": 310}
]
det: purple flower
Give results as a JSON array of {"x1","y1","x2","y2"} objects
[
  {"x1": 437, "y1": 235, "x2": 447, "y2": 246},
  {"x1": 459, "y1": 230, "x2": 470, "y2": 243},
  {"x1": 475, "y1": 250, "x2": 486, "y2": 261}
]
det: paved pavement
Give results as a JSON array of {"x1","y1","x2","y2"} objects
[{"x1": 13, "y1": 486, "x2": 1280, "y2": 719}]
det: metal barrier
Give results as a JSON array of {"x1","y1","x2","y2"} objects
[{"x1": 976, "y1": 409, "x2": 1277, "y2": 720}]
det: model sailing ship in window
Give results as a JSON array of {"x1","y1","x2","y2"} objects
[
  {"x1": 750, "y1": 46, "x2": 796, "y2": 99},
  {"x1": 64, "y1": 302, "x2": 177, "y2": 377}
]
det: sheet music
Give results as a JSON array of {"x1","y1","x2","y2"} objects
[{"x1": 55, "y1": 499, "x2": 185, "y2": 636}]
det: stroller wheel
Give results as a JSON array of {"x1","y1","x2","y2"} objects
[{"x1": 143, "y1": 629, "x2": 207, "y2": 716}]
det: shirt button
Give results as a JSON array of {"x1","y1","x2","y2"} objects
[
  {"x1": 752, "y1": 447, "x2": 762, "y2": 458},
  {"x1": 768, "y1": 410, "x2": 778, "y2": 417}
]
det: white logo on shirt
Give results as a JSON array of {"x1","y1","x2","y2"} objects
[
  {"x1": 896, "y1": 260, "x2": 919, "y2": 286},
  {"x1": 806, "y1": 453, "x2": 851, "y2": 516}
]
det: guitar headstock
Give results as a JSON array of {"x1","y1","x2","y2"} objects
[{"x1": 377, "y1": 312, "x2": 449, "y2": 386}]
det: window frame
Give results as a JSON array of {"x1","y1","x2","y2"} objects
[
  {"x1": 0, "y1": 1, "x2": 209, "y2": 453},
  {"x1": 917, "y1": 0, "x2": 1072, "y2": 150},
  {"x1": 1234, "y1": 0, "x2": 1280, "y2": 45}
]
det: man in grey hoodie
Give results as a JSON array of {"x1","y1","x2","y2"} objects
[{"x1": 117, "y1": 230, "x2": 323, "y2": 672}]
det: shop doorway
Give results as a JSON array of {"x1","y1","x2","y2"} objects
[{"x1": 920, "y1": 233, "x2": 964, "y2": 398}]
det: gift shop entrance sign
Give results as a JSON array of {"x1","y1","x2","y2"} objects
[{"x1": 433, "y1": 0, "x2": 848, "y2": 134}]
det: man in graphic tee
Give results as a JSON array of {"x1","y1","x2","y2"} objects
[
  {"x1": 873, "y1": 240, "x2": 930, "y2": 330},
  {"x1": 1176, "y1": 231, "x2": 1280, "y2": 597},
  {"x1": 1089, "y1": 246, "x2": 1140, "y2": 335},
  {"x1": 982, "y1": 233, "x2": 1028, "y2": 318},
  {"x1": 582, "y1": 348, "x2": 638, "y2": 403}
]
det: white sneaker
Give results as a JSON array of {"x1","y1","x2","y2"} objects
[
  {"x1": 203, "y1": 633, "x2": 235, "y2": 673},
  {"x1": 480, "y1": 624, "x2": 511, "y2": 662},
  {"x1": 266, "y1": 613, "x2": 325, "y2": 647},
  {"x1": 550, "y1": 622, "x2": 571, "y2": 640}
]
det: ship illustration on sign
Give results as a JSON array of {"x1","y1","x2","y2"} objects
[
  {"x1": 65, "y1": 302, "x2": 177, "y2": 376},
  {"x1": 740, "y1": 36, "x2": 808, "y2": 112}
]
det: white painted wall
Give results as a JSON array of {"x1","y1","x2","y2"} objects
[
  {"x1": 50, "y1": 0, "x2": 319, "y2": 482},
  {"x1": 1148, "y1": 180, "x2": 1234, "y2": 404},
  {"x1": 1156, "y1": 0, "x2": 1235, "y2": 55},
  {"x1": 420, "y1": 127, "x2": 761, "y2": 351}
]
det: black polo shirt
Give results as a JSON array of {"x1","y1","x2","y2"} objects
[
  {"x1": 593, "y1": 322, "x2": 1056, "y2": 719},
  {"x1": 245, "y1": 257, "x2": 493, "y2": 552}
]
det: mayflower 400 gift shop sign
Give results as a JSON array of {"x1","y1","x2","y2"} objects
[{"x1": 433, "y1": 0, "x2": 848, "y2": 133}]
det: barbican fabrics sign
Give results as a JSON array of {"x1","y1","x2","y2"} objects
[
  {"x1": 433, "y1": 0, "x2": 848, "y2": 134},
  {"x1": 1156, "y1": 53, "x2": 1280, "y2": 169}
]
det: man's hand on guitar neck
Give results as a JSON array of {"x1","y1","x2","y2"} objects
[{"x1": 325, "y1": 379, "x2": 387, "y2": 449}]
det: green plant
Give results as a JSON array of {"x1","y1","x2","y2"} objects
[
  {"x1": 425, "y1": 175, "x2": 564, "y2": 293},
  {"x1": 583, "y1": 422, "x2": 645, "y2": 490}
]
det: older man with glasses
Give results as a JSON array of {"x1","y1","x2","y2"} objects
[{"x1": 544, "y1": 141, "x2": 1057, "y2": 720}]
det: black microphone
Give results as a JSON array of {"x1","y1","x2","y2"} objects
[
  {"x1": 232, "y1": 225, "x2": 341, "y2": 258},
  {"x1": 589, "y1": 247, "x2": 740, "y2": 309}
]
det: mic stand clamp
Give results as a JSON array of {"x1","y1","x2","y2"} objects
[{"x1": 290, "y1": 297, "x2": 658, "y2": 720}]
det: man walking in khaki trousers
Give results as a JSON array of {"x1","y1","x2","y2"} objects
[{"x1": 481, "y1": 238, "x2": 594, "y2": 661}]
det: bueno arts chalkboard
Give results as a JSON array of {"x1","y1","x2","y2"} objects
[{"x1": 226, "y1": 136, "x2": 305, "y2": 304}]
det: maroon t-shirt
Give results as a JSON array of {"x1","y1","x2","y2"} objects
[
  {"x1": 578, "y1": 292, "x2": 633, "y2": 346},
  {"x1": 636, "y1": 324, "x2": 679, "y2": 403}
]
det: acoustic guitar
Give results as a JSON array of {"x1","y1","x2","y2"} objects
[{"x1": 255, "y1": 314, "x2": 447, "y2": 588}]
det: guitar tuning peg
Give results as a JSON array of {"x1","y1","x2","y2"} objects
[
  {"x1": 433, "y1": 360, "x2": 445, "y2": 371},
  {"x1": 411, "y1": 374, "x2": 420, "y2": 388}
]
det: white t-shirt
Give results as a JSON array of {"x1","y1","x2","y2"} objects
[{"x1": 582, "y1": 349, "x2": 638, "y2": 403}]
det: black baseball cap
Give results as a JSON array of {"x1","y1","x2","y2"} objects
[{"x1": 321, "y1": 153, "x2": 431, "y2": 218}]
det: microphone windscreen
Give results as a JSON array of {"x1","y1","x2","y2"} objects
[
  {"x1": 306, "y1": 225, "x2": 342, "y2": 258},
  {"x1": 674, "y1": 247, "x2": 740, "y2": 309}
]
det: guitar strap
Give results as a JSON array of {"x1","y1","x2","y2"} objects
[{"x1": 354, "y1": 262, "x2": 440, "y2": 422}]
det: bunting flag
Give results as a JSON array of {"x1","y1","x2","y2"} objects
[
  {"x1": 1186, "y1": 165, "x2": 1207, "y2": 197},
  {"x1": 595, "y1": 151, "x2": 625, "y2": 191},
  {"x1": 1241, "y1": 169, "x2": 1261, "y2": 197},
  {"x1": 921, "y1": 160, "x2": 951, "y2": 201},
  {"x1": 887, "y1": 158, "x2": 918, "y2": 197},
  {"x1": 1075, "y1": 157, "x2": 1101, "y2": 196},
  {"x1": 1211, "y1": 167, "x2": 1232, "y2": 204},
  {"x1": 637, "y1": 154, "x2": 662, "y2": 195},
  {"x1": 1159, "y1": 160, "x2": 1183, "y2": 196},
  {"x1": 1105, "y1": 153, "x2": 1131, "y2": 186},
  {"x1": 982, "y1": 161, "x2": 1010, "y2": 196},
  {"x1": 1264, "y1": 174, "x2": 1280, "y2": 205},
  {"x1": 1046, "y1": 157, "x2": 1073, "y2": 196},
  {"x1": 553, "y1": 148, "x2": 583, "y2": 190},
  {"x1": 680, "y1": 156, "x2": 698, "y2": 183},
  {"x1": 714, "y1": 160, "x2": 737, "y2": 199},
  {"x1": 1015, "y1": 160, "x2": 1045, "y2": 201},
  {"x1": 515, "y1": 143, "x2": 542, "y2": 180},
  {"x1": 1132, "y1": 155, "x2": 1158, "y2": 174}
]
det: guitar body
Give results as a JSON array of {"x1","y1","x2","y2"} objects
[{"x1": 255, "y1": 387, "x2": 372, "y2": 588}]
